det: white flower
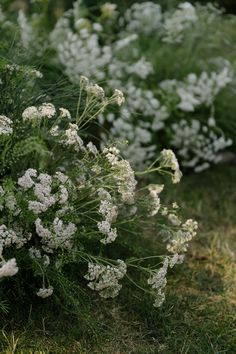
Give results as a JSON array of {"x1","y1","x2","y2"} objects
[
  {"x1": 169, "y1": 253, "x2": 185, "y2": 268},
  {"x1": 64, "y1": 123, "x2": 84, "y2": 150},
  {"x1": 50, "y1": 125, "x2": 60, "y2": 136},
  {"x1": 36, "y1": 286, "x2": 53, "y2": 298},
  {"x1": 121, "y1": 2, "x2": 162, "y2": 34},
  {"x1": 113, "y1": 89, "x2": 125, "y2": 106},
  {"x1": 208, "y1": 117, "x2": 216, "y2": 127},
  {"x1": 87, "y1": 142, "x2": 98, "y2": 155},
  {"x1": 101, "y1": 3, "x2": 117, "y2": 18},
  {"x1": 86, "y1": 83, "x2": 105, "y2": 99},
  {"x1": 103, "y1": 148, "x2": 137, "y2": 204},
  {"x1": 161, "y1": 149, "x2": 182, "y2": 183},
  {"x1": 85, "y1": 260, "x2": 126, "y2": 298},
  {"x1": 29, "y1": 247, "x2": 41, "y2": 259},
  {"x1": 18, "y1": 169, "x2": 37, "y2": 190},
  {"x1": 22, "y1": 106, "x2": 40, "y2": 121},
  {"x1": 0, "y1": 258, "x2": 18, "y2": 278},
  {"x1": 168, "y1": 213, "x2": 181, "y2": 226},
  {"x1": 163, "y1": 2, "x2": 198, "y2": 43},
  {"x1": 167, "y1": 219, "x2": 198, "y2": 253},
  {"x1": 38, "y1": 103, "x2": 56, "y2": 118},
  {"x1": 148, "y1": 184, "x2": 164, "y2": 216},
  {"x1": 59, "y1": 107, "x2": 71, "y2": 119},
  {"x1": 99, "y1": 200, "x2": 118, "y2": 223},
  {"x1": 148, "y1": 258, "x2": 169, "y2": 308}
]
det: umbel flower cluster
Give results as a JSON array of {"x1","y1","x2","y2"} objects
[
  {"x1": 7, "y1": 0, "x2": 233, "y2": 172},
  {"x1": 0, "y1": 68, "x2": 197, "y2": 309}
]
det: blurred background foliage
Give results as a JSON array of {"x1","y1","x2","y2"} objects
[{"x1": 2, "y1": 0, "x2": 236, "y2": 16}]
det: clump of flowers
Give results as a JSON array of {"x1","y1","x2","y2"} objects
[
  {"x1": 1, "y1": 2, "x2": 235, "y2": 173},
  {"x1": 29, "y1": 0, "x2": 233, "y2": 173},
  {"x1": 0, "y1": 73, "x2": 197, "y2": 311}
]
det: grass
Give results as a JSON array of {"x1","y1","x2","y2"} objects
[{"x1": 1, "y1": 164, "x2": 236, "y2": 353}]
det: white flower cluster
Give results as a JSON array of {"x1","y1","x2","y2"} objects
[
  {"x1": 29, "y1": 246, "x2": 50, "y2": 267},
  {"x1": 18, "y1": 169, "x2": 70, "y2": 214},
  {"x1": 48, "y1": 2, "x2": 170, "y2": 168},
  {"x1": 148, "y1": 184, "x2": 164, "y2": 217},
  {"x1": 0, "y1": 258, "x2": 19, "y2": 278},
  {"x1": 22, "y1": 103, "x2": 56, "y2": 121},
  {"x1": 160, "y1": 149, "x2": 182, "y2": 183},
  {"x1": 100, "y1": 81, "x2": 169, "y2": 168},
  {"x1": 147, "y1": 252, "x2": 185, "y2": 307},
  {"x1": 59, "y1": 107, "x2": 71, "y2": 119},
  {"x1": 101, "y1": 2, "x2": 118, "y2": 18},
  {"x1": 0, "y1": 224, "x2": 30, "y2": 255},
  {"x1": 84, "y1": 259, "x2": 127, "y2": 298},
  {"x1": 51, "y1": 21, "x2": 112, "y2": 82},
  {"x1": 17, "y1": 10, "x2": 48, "y2": 56},
  {"x1": 0, "y1": 115, "x2": 13, "y2": 135},
  {"x1": 97, "y1": 189, "x2": 118, "y2": 244},
  {"x1": 147, "y1": 258, "x2": 168, "y2": 308},
  {"x1": 35, "y1": 217, "x2": 77, "y2": 252},
  {"x1": 166, "y1": 219, "x2": 198, "y2": 254},
  {"x1": 160, "y1": 67, "x2": 232, "y2": 112},
  {"x1": 171, "y1": 119, "x2": 232, "y2": 173},
  {"x1": 120, "y1": 2, "x2": 162, "y2": 34},
  {"x1": 36, "y1": 286, "x2": 53, "y2": 298},
  {"x1": 103, "y1": 147, "x2": 137, "y2": 204},
  {"x1": 163, "y1": 2, "x2": 198, "y2": 43},
  {"x1": 17, "y1": 10, "x2": 34, "y2": 49},
  {"x1": 64, "y1": 123, "x2": 84, "y2": 151}
]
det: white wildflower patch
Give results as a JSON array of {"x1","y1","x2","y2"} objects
[{"x1": 0, "y1": 46, "x2": 198, "y2": 311}]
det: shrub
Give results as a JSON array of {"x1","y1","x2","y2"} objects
[{"x1": 0, "y1": 65, "x2": 197, "y2": 315}]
